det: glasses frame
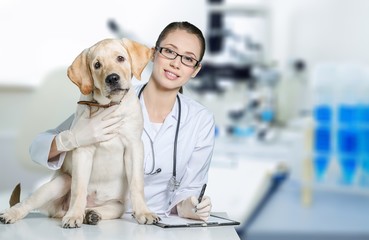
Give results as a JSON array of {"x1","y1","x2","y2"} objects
[{"x1": 156, "y1": 46, "x2": 200, "y2": 68}]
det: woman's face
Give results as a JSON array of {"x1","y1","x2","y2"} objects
[{"x1": 151, "y1": 29, "x2": 202, "y2": 92}]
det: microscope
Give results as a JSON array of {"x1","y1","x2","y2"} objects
[{"x1": 188, "y1": 0, "x2": 279, "y2": 142}]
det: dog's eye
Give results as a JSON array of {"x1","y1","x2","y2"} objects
[
  {"x1": 117, "y1": 56, "x2": 125, "y2": 62},
  {"x1": 94, "y1": 61, "x2": 101, "y2": 69}
]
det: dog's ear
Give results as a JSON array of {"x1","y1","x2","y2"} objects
[
  {"x1": 122, "y1": 38, "x2": 153, "y2": 80},
  {"x1": 67, "y1": 49, "x2": 93, "y2": 95}
]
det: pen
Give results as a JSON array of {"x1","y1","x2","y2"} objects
[{"x1": 198, "y1": 184, "x2": 207, "y2": 203}]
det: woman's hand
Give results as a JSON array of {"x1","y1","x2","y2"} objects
[
  {"x1": 55, "y1": 106, "x2": 122, "y2": 151},
  {"x1": 177, "y1": 195, "x2": 212, "y2": 221}
]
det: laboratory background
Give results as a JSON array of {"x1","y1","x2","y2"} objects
[{"x1": 1, "y1": 0, "x2": 369, "y2": 239}]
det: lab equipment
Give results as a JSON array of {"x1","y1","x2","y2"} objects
[
  {"x1": 311, "y1": 64, "x2": 336, "y2": 182},
  {"x1": 310, "y1": 63, "x2": 369, "y2": 188},
  {"x1": 337, "y1": 105, "x2": 359, "y2": 184}
]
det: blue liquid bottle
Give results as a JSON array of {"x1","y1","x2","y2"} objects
[
  {"x1": 358, "y1": 104, "x2": 369, "y2": 187},
  {"x1": 313, "y1": 105, "x2": 332, "y2": 181},
  {"x1": 337, "y1": 105, "x2": 359, "y2": 185},
  {"x1": 356, "y1": 67, "x2": 369, "y2": 188},
  {"x1": 335, "y1": 64, "x2": 363, "y2": 185},
  {"x1": 311, "y1": 64, "x2": 336, "y2": 182}
]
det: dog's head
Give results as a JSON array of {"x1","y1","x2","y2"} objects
[{"x1": 67, "y1": 38, "x2": 153, "y2": 104}]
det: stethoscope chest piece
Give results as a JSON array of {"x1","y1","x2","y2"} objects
[{"x1": 167, "y1": 176, "x2": 180, "y2": 192}]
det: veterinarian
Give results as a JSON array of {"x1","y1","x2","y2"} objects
[{"x1": 29, "y1": 21, "x2": 214, "y2": 222}]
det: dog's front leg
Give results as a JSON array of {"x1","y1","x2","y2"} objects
[
  {"x1": 125, "y1": 140, "x2": 160, "y2": 224},
  {"x1": 62, "y1": 146, "x2": 95, "y2": 228}
]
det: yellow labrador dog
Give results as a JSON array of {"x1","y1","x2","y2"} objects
[{"x1": 0, "y1": 38, "x2": 159, "y2": 228}]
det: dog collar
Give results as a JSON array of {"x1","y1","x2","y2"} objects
[
  {"x1": 77, "y1": 88, "x2": 129, "y2": 108},
  {"x1": 77, "y1": 100, "x2": 120, "y2": 118},
  {"x1": 77, "y1": 100, "x2": 120, "y2": 108}
]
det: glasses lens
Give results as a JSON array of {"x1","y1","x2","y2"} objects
[
  {"x1": 181, "y1": 56, "x2": 197, "y2": 67},
  {"x1": 158, "y1": 47, "x2": 198, "y2": 67},
  {"x1": 160, "y1": 48, "x2": 176, "y2": 59}
]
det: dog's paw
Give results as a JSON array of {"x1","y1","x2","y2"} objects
[
  {"x1": 0, "y1": 207, "x2": 26, "y2": 224},
  {"x1": 83, "y1": 210, "x2": 101, "y2": 225},
  {"x1": 62, "y1": 214, "x2": 84, "y2": 228},
  {"x1": 132, "y1": 211, "x2": 161, "y2": 225},
  {"x1": 0, "y1": 213, "x2": 13, "y2": 224}
]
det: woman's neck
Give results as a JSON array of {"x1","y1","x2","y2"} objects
[{"x1": 143, "y1": 82, "x2": 179, "y2": 123}]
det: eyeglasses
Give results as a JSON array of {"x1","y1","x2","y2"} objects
[{"x1": 156, "y1": 46, "x2": 200, "y2": 68}]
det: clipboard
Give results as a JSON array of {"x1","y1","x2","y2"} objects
[{"x1": 154, "y1": 214, "x2": 240, "y2": 228}]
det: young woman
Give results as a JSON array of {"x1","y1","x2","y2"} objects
[{"x1": 30, "y1": 21, "x2": 214, "y2": 221}]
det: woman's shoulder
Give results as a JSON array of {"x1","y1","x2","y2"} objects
[{"x1": 179, "y1": 93, "x2": 214, "y2": 120}]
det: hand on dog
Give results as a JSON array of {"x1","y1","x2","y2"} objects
[
  {"x1": 177, "y1": 196, "x2": 212, "y2": 221},
  {"x1": 56, "y1": 106, "x2": 123, "y2": 151}
]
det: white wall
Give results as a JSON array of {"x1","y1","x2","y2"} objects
[
  {"x1": 0, "y1": 0, "x2": 207, "y2": 87},
  {"x1": 269, "y1": 0, "x2": 369, "y2": 71}
]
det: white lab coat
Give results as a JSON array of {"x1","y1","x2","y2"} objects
[{"x1": 29, "y1": 84, "x2": 215, "y2": 215}]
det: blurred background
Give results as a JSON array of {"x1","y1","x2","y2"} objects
[{"x1": 1, "y1": 0, "x2": 369, "y2": 239}]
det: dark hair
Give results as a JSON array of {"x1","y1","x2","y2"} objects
[{"x1": 155, "y1": 21, "x2": 206, "y2": 62}]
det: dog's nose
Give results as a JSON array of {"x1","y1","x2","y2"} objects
[{"x1": 105, "y1": 73, "x2": 120, "y2": 85}]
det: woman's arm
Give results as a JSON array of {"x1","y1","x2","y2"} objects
[
  {"x1": 169, "y1": 110, "x2": 216, "y2": 220},
  {"x1": 29, "y1": 114, "x2": 75, "y2": 170},
  {"x1": 48, "y1": 137, "x2": 61, "y2": 160}
]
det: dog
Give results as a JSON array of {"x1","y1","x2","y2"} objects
[{"x1": 0, "y1": 38, "x2": 159, "y2": 228}]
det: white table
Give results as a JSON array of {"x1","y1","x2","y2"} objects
[
  {"x1": 243, "y1": 180, "x2": 369, "y2": 240},
  {"x1": 0, "y1": 212, "x2": 240, "y2": 240}
]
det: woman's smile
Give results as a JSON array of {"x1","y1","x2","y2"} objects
[{"x1": 164, "y1": 69, "x2": 179, "y2": 80}]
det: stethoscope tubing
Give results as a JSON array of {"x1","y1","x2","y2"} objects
[{"x1": 138, "y1": 84, "x2": 181, "y2": 180}]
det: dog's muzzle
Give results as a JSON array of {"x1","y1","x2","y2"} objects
[
  {"x1": 106, "y1": 73, "x2": 126, "y2": 95},
  {"x1": 106, "y1": 73, "x2": 120, "y2": 87}
]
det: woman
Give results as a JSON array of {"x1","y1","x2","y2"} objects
[{"x1": 30, "y1": 21, "x2": 214, "y2": 221}]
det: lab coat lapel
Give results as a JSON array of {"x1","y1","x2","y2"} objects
[
  {"x1": 155, "y1": 96, "x2": 180, "y2": 140},
  {"x1": 141, "y1": 97, "x2": 156, "y2": 140},
  {"x1": 141, "y1": 95, "x2": 180, "y2": 141}
]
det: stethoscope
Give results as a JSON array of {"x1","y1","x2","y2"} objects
[{"x1": 138, "y1": 84, "x2": 181, "y2": 192}]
